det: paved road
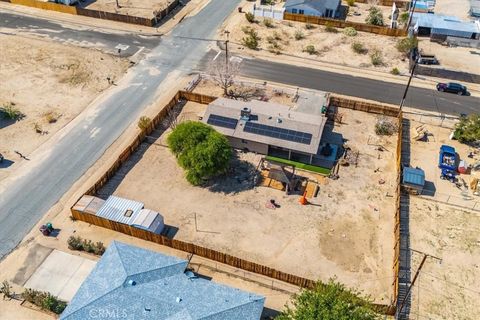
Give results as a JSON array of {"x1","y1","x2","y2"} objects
[
  {"x1": 0, "y1": 11, "x2": 159, "y2": 56},
  {"x1": 199, "y1": 51, "x2": 480, "y2": 115},
  {"x1": 0, "y1": 0, "x2": 242, "y2": 260}
]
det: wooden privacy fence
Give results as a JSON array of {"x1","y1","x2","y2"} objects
[
  {"x1": 329, "y1": 95, "x2": 400, "y2": 117},
  {"x1": 4, "y1": 0, "x2": 178, "y2": 27},
  {"x1": 354, "y1": 0, "x2": 409, "y2": 7},
  {"x1": 74, "y1": 90, "x2": 400, "y2": 315},
  {"x1": 284, "y1": 12, "x2": 407, "y2": 37}
]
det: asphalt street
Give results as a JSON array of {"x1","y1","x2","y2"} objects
[
  {"x1": 0, "y1": 11, "x2": 159, "y2": 56},
  {"x1": 199, "y1": 51, "x2": 480, "y2": 115},
  {"x1": 0, "y1": 0, "x2": 242, "y2": 260}
]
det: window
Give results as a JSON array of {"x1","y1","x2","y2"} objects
[
  {"x1": 292, "y1": 8, "x2": 298, "y2": 14},
  {"x1": 325, "y1": 9, "x2": 333, "y2": 17},
  {"x1": 299, "y1": 9, "x2": 305, "y2": 15}
]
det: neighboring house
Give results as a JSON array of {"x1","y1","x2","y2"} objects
[
  {"x1": 60, "y1": 241, "x2": 265, "y2": 320},
  {"x1": 284, "y1": 0, "x2": 341, "y2": 18},
  {"x1": 202, "y1": 98, "x2": 338, "y2": 169}
]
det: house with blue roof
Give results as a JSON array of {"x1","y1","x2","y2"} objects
[{"x1": 60, "y1": 241, "x2": 265, "y2": 320}]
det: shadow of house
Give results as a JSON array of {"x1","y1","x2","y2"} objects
[{"x1": 0, "y1": 117, "x2": 17, "y2": 130}]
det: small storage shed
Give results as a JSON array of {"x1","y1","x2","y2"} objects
[
  {"x1": 131, "y1": 209, "x2": 165, "y2": 234},
  {"x1": 402, "y1": 167, "x2": 425, "y2": 195},
  {"x1": 412, "y1": 13, "x2": 480, "y2": 39}
]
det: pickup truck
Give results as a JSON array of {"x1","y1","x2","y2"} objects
[{"x1": 418, "y1": 54, "x2": 439, "y2": 65}]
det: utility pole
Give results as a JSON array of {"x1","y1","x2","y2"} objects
[
  {"x1": 406, "y1": 0, "x2": 418, "y2": 30},
  {"x1": 224, "y1": 30, "x2": 231, "y2": 69},
  {"x1": 399, "y1": 57, "x2": 418, "y2": 110},
  {"x1": 396, "y1": 249, "x2": 442, "y2": 319}
]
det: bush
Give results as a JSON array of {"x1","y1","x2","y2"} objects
[
  {"x1": 370, "y1": 49, "x2": 383, "y2": 66},
  {"x1": 454, "y1": 114, "x2": 480, "y2": 143},
  {"x1": 272, "y1": 31, "x2": 282, "y2": 41},
  {"x1": 44, "y1": 111, "x2": 60, "y2": 123},
  {"x1": 399, "y1": 11, "x2": 409, "y2": 25},
  {"x1": 375, "y1": 117, "x2": 398, "y2": 135},
  {"x1": 365, "y1": 6, "x2": 384, "y2": 26},
  {"x1": 304, "y1": 45, "x2": 317, "y2": 55},
  {"x1": 343, "y1": 27, "x2": 357, "y2": 36},
  {"x1": 1, "y1": 280, "x2": 12, "y2": 300},
  {"x1": 242, "y1": 34, "x2": 259, "y2": 49},
  {"x1": 263, "y1": 18, "x2": 274, "y2": 28},
  {"x1": 245, "y1": 12, "x2": 255, "y2": 23},
  {"x1": 324, "y1": 22, "x2": 338, "y2": 33},
  {"x1": 67, "y1": 236, "x2": 106, "y2": 255},
  {"x1": 294, "y1": 29, "x2": 305, "y2": 40},
  {"x1": 22, "y1": 289, "x2": 67, "y2": 315},
  {"x1": 0, "y1": 102, "x2": 24, "y2": 121},
  {"x1": 347, "y1": 0, "x2": 355, "y2": 6},
  {"x1": 138, "y1": 116, "x2": 151, "y2": 130},
  {"x1": 351, "y1": 42, "x2": 367, "y2": 54},
  {"x1": 167, "y1": 121, "x2": 232, "y2": 185},
  {"x1": 396, "y1": 36, "x2": 418, "y2": 54},
  {"x1": 390, "y1": 67, "x2": 400, "y2": 75},
  {"x1": 305, "y1": 23, "x2": 315, "y2": 30}
]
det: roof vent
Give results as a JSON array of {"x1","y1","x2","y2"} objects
[
  {"x1": 176, "y1": 297, "x2": 182, "y2": 303},
  {"x1": 124, "y1": 209, "x2": 133, "y2": 217},
  {"x1": 241, "y1": 107, "x2": 251, "y2": 120},
  {"x1": 144, "y1": 307, "x2": 151, "y2": 312},
  {"x1": 128, "y1": 280, "x2": 136, "y2": 286}
]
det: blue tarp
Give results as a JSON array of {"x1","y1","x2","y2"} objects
[{"x1": 403, "y1": 167, "x2": 425, "y2": 187}]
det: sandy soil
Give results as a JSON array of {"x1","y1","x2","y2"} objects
[
  {"x1": 225, "y1": 7, "x2": 410, "y2": 73},
  {"x1": 84, "y1": 0, "x2": 172, "y2": 19},
  {"x1": 345, "y1": 1, "x2": 397, "y2": 25},
  {"x1": 418, "y1": 39, "x2": 480, "y2": 75},
  {"x1": 0, "y1": 34, "x2": 129, "y2": 180},
  {"x1": 434, "y1": 0, "x2": 473, "y2": 21},
  {"x1": 95, "y1": 98, "x2": 397, "y2": 303},
  {"x1": 409, "y1": 197, "x2": 480, "y2": 320}
]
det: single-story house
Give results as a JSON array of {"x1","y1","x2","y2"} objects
[
  {"x1": 202, "y1": 98, "x2": 338, "y2": 169},
  {"x1": 60, "y1": 241, "x2": 265, "y2": 319},
  {"x1": 72, "y1": 195, "x2": 165, "y2": 234},
  {"x1": 412, "y1": 13, "x2": 480, "y2": 39},
  {"x1": 284, "y1": 0, "x2": 341, "y2": 18}
]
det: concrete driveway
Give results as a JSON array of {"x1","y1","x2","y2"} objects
[{"x1": 24, "y1": 250, "x2": 96, "y2": 301}]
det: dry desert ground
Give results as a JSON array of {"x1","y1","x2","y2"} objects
[{"x1": 83, "y1": 0, "x2": 173, "y2": 19}]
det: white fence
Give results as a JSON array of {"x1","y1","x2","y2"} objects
[{"x1": 251, "y1": 4, "x2": 285, "y2": 20}]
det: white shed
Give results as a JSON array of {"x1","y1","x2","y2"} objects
[{"x1": 131, "y1": 209, "x2": 165, "y2": 234}]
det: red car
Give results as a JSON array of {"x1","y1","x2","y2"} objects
[{"x1": 436, "y1": 82, "x2": 467, "y2": 95}]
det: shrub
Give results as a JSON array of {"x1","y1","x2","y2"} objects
[
  {"x1": 44, "y1": 111, "x2": 60, "y2": 123},
  {"x1": 22, "y1": 289, "x2": 67, "y2": 315},
  {"x1": 365, "y1": 6, "x2": 384, "y2": 26},
  {"x1": 375, "y1": 117, "x2": 398, "y2": 135},
  {"x1": 67, "y1": 236, "x2": 84, "y2": 251},
  {"x1": 343, "y1": 27, "x2": 357, "y2": 36},
  {"x1": 370, "y1": 49, "x2": 383, "y2": 66},
  {"x1": 399, "y1": 11, "x2": 409, "y2": 25},
  {"x1": 304, "y1": 45, "x2": 317, "y2": 55},
  {"x1": 347, "y1": 0, "x2": 355, "y2": 6},
  {"x1": 242, "y1": 30, "x2": 260, "y2": 49},
  {"x1": 351, "y1": 42, "x2": 367, "y2": 54},
  {"x1": 454, "y1": 114, "x2": 480, "y2": 143},
  {"x1": 396, "y1": 36, "x2": 418, "y2": 54},
  {"x1": 138, "y1": 116, "x2": 151, "y2": 130},
  {"x1": 245, "y1": 12, "x2": 255, "y2": 23},
  {"x1": 167, "y1": 121, "x2": 232, "y2": 185},
  {"x1": 324, "y1": 22, "x2": 338, "y2": 33},
  {"x1": 1, "y1": 280, "x2": 12, "y2": 300},
  {"x1": 67, "y1": 236, "x2": 105, "y2": 255},
  {"x1": 294, "y1": 29, "x2": 305, "y2": 40},
  {"x1": 390, "y1": 67, "x2": 400, "y2": 75},
  {"x1": 305, "y1": 23, "x2": 315, "y2": 30},
  {"x1": 263, "y1": 18, "x2": 274, "y2": 28},
  {"x1": 0, "y1": 102, "x2": 24, "y2": 121},
  {"x1": 33, "y1": 122, "x2": 43, "y2": 134}
]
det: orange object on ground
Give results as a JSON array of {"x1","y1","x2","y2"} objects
[{"x1": 299, "y1": 192, "x2": 308, "y2": 205}]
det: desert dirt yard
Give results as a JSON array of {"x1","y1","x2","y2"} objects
[
  {"x1": 224, "y1": 3, "x2": 411, "y2": 74},
  {"x1": 83, "y1": 0, "x2": 174, "y2": 19},
  {"x1": 95, "y1": 96, "x2": 398, "y2": 304},
  {"x1": 408, "y1": 197, "x2": 480, "y2": 320},
  {"x1": 0, "y1": 34, "x2": 129, "y2": 181},
  {"x1": 433, "y1": 0, "x2": 473, "y2": 21}
]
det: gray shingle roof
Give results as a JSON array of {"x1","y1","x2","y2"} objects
[
  {"x1": 284, "y1": 0, "x2": 340, "y2": 12},
  {"x1": 60, "y1": 241, "x2": 264, "y2": 320}
]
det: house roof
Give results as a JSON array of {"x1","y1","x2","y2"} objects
[
  {"x1": 413, "y1": 13, "x2": 480, "y2": 36},
  {"x1": 202, "y1": 98, "x2": 326, "y2": 155},
  {"x1": 284, "y1": 0, "x2": 340, "y2": 11},
  {"x1": 96, "y1": 195, "x2": 145, "y2": 225},
  {"x1": 61, "y1": 241, "x2": 264, "y2": 320}
]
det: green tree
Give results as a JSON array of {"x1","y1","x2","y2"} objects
[
  {"x1": 365, "y1": 6, "x2": 384, "y2": 26},
  {"x1": 454, "y1": 114, "x2": 480, "y2": 143},
  {"x1": 396, "y1": 36, "x2": 418, "y2": 54},
  {"x1": 277, "y1": 279, "x2": 380, "y2": 320},
  {"x1": 167, "y1": 121, "x2": 232, "y2": 185}
]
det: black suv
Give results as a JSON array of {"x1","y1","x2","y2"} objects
[{"x1": 436, "y1": 82, "x2": 467, "y2": 95}]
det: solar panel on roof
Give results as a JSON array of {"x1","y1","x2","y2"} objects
[
  {"x1": 243, "y1": 122, "x2": 312, "y2": 145},
  {"x1": 207, "y1": 114, "x2": 238, "y2": 129}
]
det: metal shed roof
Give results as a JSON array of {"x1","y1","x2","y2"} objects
[
  {"x1": 403, "y1": 167, "x2": 425, "y2": 187},
  {"x1": 413, "y1": 13, "x2": 480, "y2": 37},
  {"x1": 96, "y1": 195, "x2": 144, "y2": 225}
]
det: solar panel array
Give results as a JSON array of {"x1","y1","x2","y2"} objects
[
  {"x1": 207, "y1": 114, "x2": 238, "y2": 129},
  {"x1": 244, "y1": 122, "x2": 312, "y2": 145}
]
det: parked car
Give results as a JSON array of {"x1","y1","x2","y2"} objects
[
  {"x1": 436, "y1": 82, "x2": 467, "y2": 95},
  {"x1": 418, "y1": 54, "x2": 439, "y2": 65}
]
